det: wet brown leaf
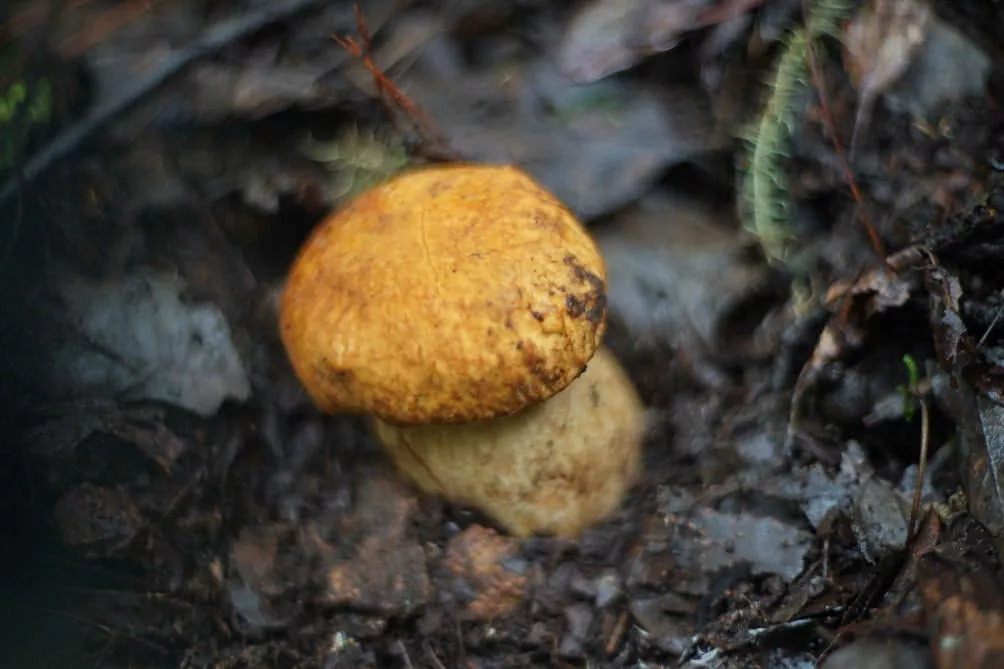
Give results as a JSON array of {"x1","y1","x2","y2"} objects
[
  {"x1": 442, "y1": 525, "x2": 528, "y2": 621},
  {"x1": 319, "y1": 475, "x2": 430, "y2": 615},
  {"x1": 918, "y1": 517, "x2": 1004, "y2": 669}
]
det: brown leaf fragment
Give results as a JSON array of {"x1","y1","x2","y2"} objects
[
  {"x1": 54, "y1": 482, "x2": 144, "y2": 556},
  {"x1": 823, "y1": 268, "x2": 914, "y2": 317},
  {"x1": 325, "y1": 542, "x2": 430, "y2": 615},
  {"x1": 442, "y1": 525, "x2": 528, "y2": 621},
  {"x1": 24, "y1": 400, "x2": 189, "y2": 484},
  {"x1": 918, "y1": 550, "x2": 1004, "y2": 669},
  {"x1": 319, "y1": 475, "x2": 430, "y2": 616},
  {"x1": 789, "y1": 268, "x2": 916, "y2": 442}
]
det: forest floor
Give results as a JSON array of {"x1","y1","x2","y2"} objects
[{"x1": 1, "y1": 1, "x2": 1003, "y2": 667}]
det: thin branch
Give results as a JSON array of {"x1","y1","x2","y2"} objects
[
  {"x1": 803, "y1": 0, "x2": 887, "y2": 260},
  {"x1": 46, "y1": 608, "x2": 170, "y2": 656},
  {"x1": 906, "y1": 394, "x2": 930, "y2": 545},
  {"x1": 424, "y1": 642, "x2": 448, "y2": 669},
  {"x1": 334, "y1": 3, "x2": 457, "y2": 161},
  {"x1": 396, "y1": 640, "x2": 415, "y2": 669},
  {"x1": 0, "y1": 0, "x2": 328, "y2": 210}
]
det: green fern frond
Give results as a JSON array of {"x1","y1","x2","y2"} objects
[{"x1": 742, "y1": 0, "x2": 858, "y2": 267}]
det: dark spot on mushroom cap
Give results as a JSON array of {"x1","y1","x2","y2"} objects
[
  {"x1": 321, "y1": 362, "x2": 354, "y2": 385},
  {"x1": 312, "y1": 362, "x2": 358, "y2": 409},
  {"x1": 427, "y1": 179, "x2": 453, "y2": 198},
  {"x1": 562, "y1": 255, "x2": 607, "y2": 326},
  {"x1": 521, "y1": 346, "x2": 567, "y2": 387}
]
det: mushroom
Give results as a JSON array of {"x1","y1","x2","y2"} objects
[
  {"x1": 280, "y1": 163, "x2": 646, "y2": 537},
  {"x1": 374, "y1": 347, "x2": 644, "y2": 536}
]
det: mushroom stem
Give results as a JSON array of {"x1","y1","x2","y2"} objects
[{"x1": 372, "y1": 348, "x2": 646, "y2": 538}]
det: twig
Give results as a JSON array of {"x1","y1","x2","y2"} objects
[
  {"x1": 424, "y1": 642, "x2": 448, "y2": 669},
  {"x1": 604, "y1": 607, "x2": 630, "y2": 656},
  {"x1": 979, "y1": 292, "x2": 1004, "y2": 346},
  {"x1": 456, "y1": 616, "x2": 466, "y2": 665},
  {"x1": 803, "y1": 0, "x2": 887, "y2": 260},
  {"x1": 0, "y1": 0, "x2": 327, "y2": 210},
  {"x1": 47, "y1": 608, "x2": 170, "y2": 656},
  {"x1": 0, "y1": 178, "x2": 21, "y2": 268},
  {"x1": 396, "y1": 640, "x2": 415, "y2": 669},
  {"x1": 60, "y1": 586, "x2": 193, "y2": 607},
  {"x1": 906, "y1": 393, "x2": 930, "y2": 545},
  {"x1": 334, "y1": 3, "x2": 457, "y2": 161}
]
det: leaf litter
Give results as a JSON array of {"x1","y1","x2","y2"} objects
[{"x1": 1, "y1": 1, "x2": 1004, "y2": 667}]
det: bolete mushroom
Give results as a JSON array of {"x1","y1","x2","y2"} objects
[{"x1": 280, "y1": 163, "x2": 645, "y2": 537}]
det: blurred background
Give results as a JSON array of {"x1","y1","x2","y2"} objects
[{"x1": 0, "y1": 1, "x2": 1002, "y2": 667}]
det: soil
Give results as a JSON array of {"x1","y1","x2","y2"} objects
[{"x1": 1, "y1": 1, "x2": 1004, "y2": 668}]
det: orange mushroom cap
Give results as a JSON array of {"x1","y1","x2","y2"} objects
[{"x1": 279, "y1": 163, "x2": 607, "y2": 424}]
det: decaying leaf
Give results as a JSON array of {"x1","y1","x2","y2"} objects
[
  {"x1": 926, "y1": 243, "x2": 1004, "y2": 555},
  {"x1": 47, "y1": 270, "x2": 251, "y2": 417},
  {"x1": 842, "y1": 0, "x2": 931, "y2": 149},
  {"x1": 557, "y1": 0, "x2": 713, "y2": 84},
  {"x1": 843, "y1": 0, "x2": 931, "y2": 100},
  {"x1": 789, "y1": 267, "x2": 916, "y2": 443},
  {"x1": 442, "y1": 525, "x2": 529, "y2": 621},
  {"x1": 917, "y1": 516, "x2": 1004, "y2": 669},
  {"x1": 23, "y1": 399, "x2": 189, "y2": 486},
  {"x1": 54, "y1": 482, "x2": 145, "y2": 556}
]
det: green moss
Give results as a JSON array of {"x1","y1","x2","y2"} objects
[{"x1": 0, "y1": 75, "x2": 53, "y2": 173}]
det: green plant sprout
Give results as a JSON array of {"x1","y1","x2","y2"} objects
[{"x1": 898, "y1": 353, "x2": 920, "y2": 422}]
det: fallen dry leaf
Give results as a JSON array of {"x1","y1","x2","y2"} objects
[
  {"x1": 789, "y1": 267, "x2": 916, "y2": 444},
  {"x1": 443, "y1": 525, "x2": 528, "y2": 621},
  {"x1": 842, "y1": 0, "x2": 932, "y2": 150}
]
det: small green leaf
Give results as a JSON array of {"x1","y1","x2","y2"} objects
[
  {"x1": 902, "y1": 354, "x2": 919, "y2": 389},
  {"x1": 9, "y1": 80, "x2": 26, "y2": 104},
  {"x1": 899, "y1": 354, "x2": 920, "y2": 422}
]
